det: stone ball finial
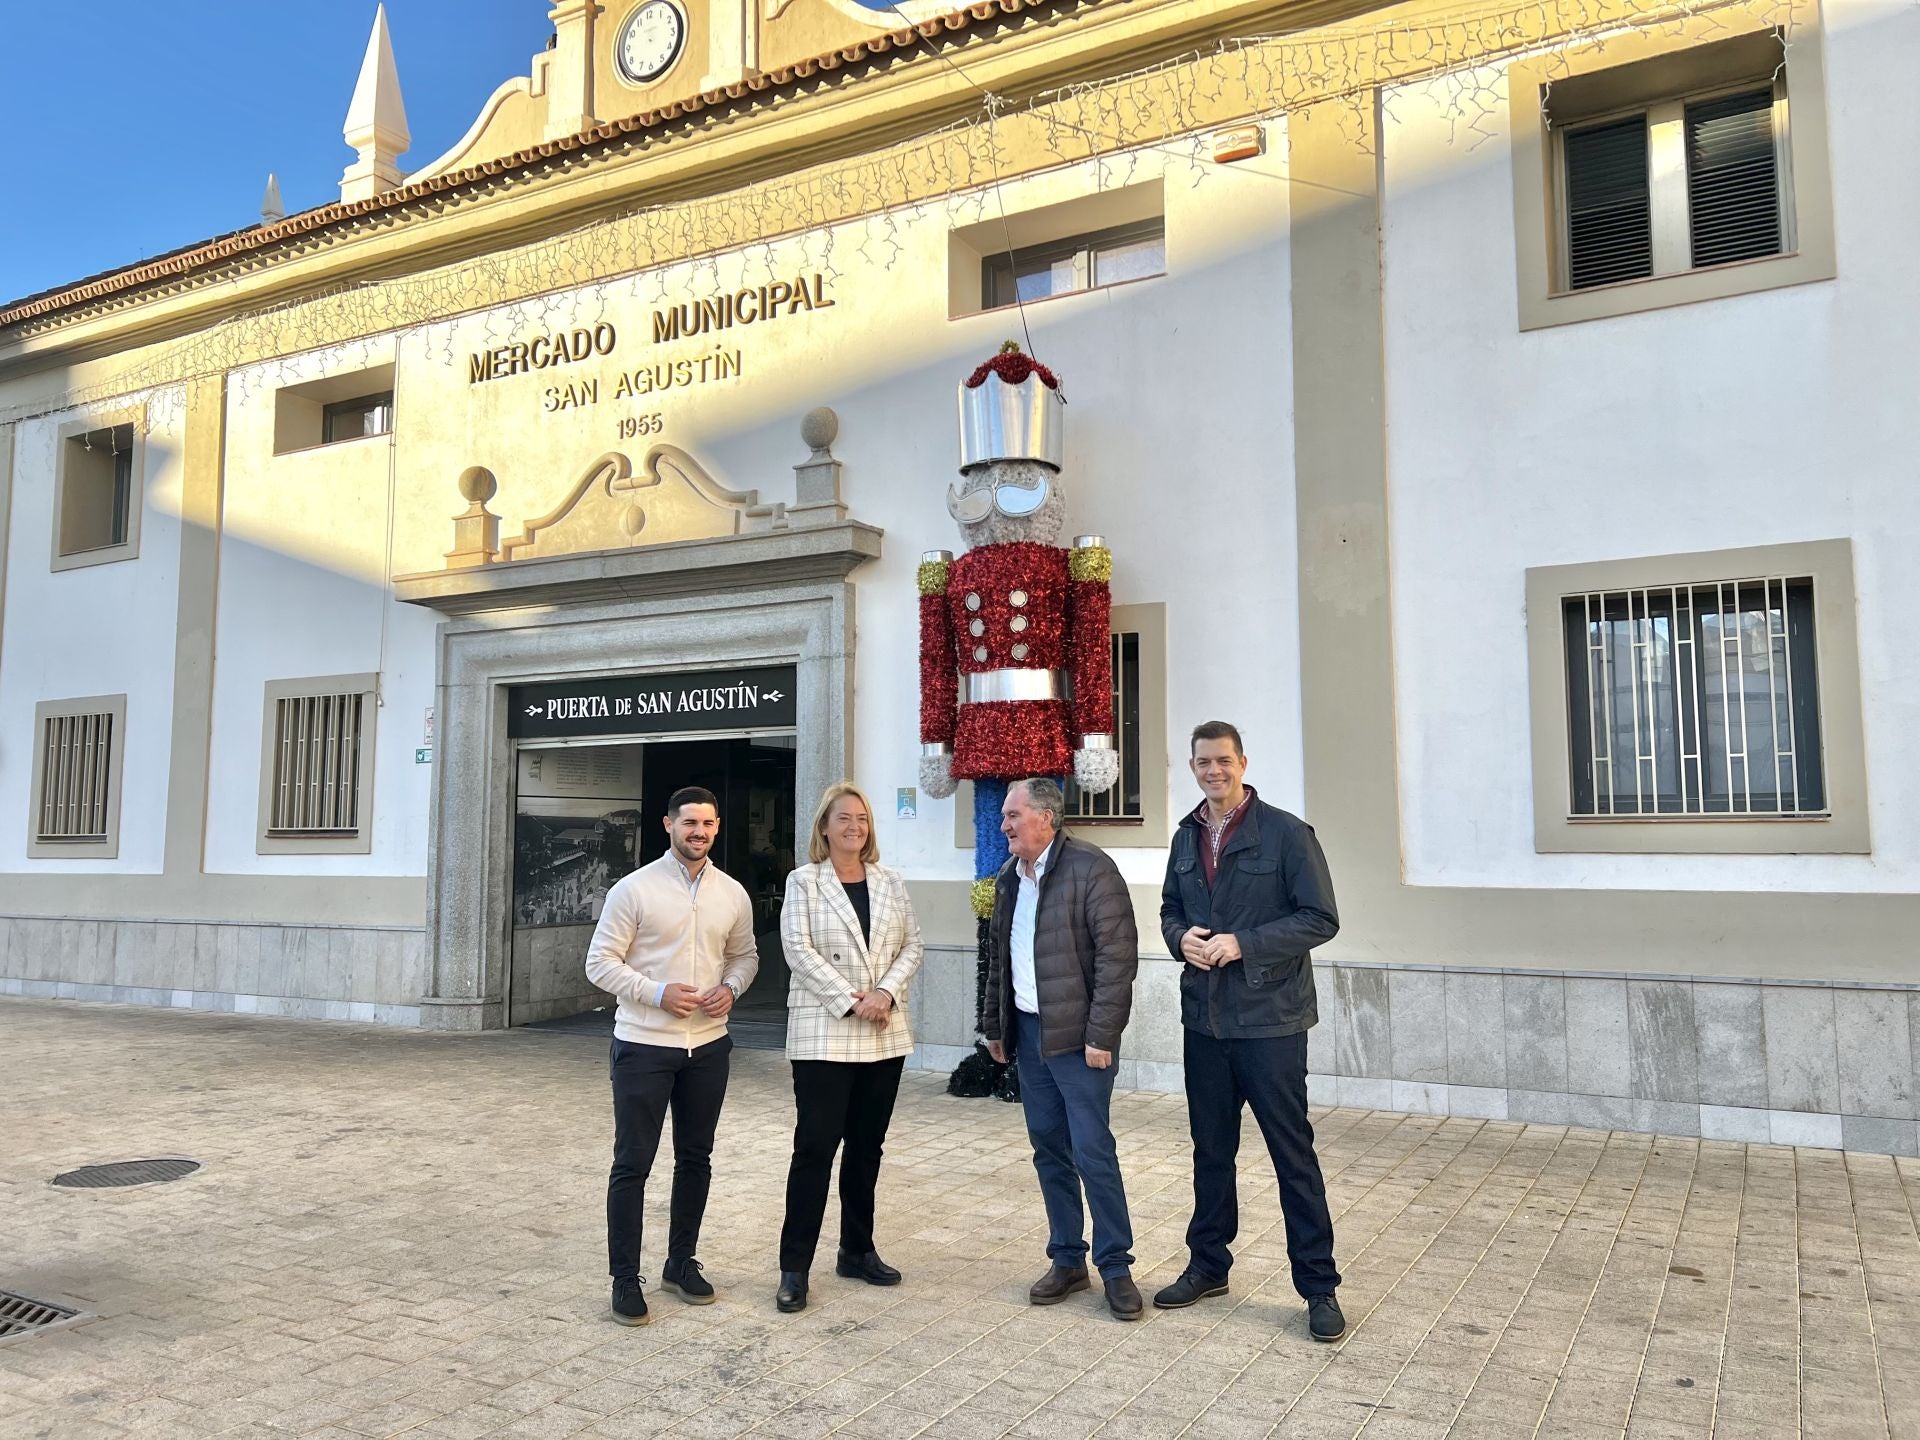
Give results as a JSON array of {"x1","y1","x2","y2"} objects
[
  {"x1": 457, "y1": 465, "x2": 497, "y2": 505},
  {"x1": 800, "y1": 407, "x2": 839, "y2": 456}
]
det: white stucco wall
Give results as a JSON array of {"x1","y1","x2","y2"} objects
[
  {"x1": 1380, "y1": 0, "x2": 1920, "y2": 893},
  {"x1": 0, "y1": 389, "x2": 185, "y2": 873},
  {"x1": 205, "y1": 345, "x2": 438, "y2": 876}
]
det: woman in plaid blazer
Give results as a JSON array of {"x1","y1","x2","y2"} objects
[{"x1": 775, "y1": 781, "x2": 925, "y2": 1313}]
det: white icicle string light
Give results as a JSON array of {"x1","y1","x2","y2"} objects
[{"x1": 1, "y1": 0, "x2": 1793, "y2": 426}]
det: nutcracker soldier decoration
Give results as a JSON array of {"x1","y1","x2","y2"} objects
[{"x1": 919, "y1": 342, "x2": 1122, "y2": 1098}]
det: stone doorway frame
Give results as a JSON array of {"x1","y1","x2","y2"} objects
[{"x1": 398, "y1": 523, "x2": 880, "y2": 1031}]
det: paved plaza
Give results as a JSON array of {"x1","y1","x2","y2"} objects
[{"x1": 3, "y1": 999, "x2": 1918, "y2": 1440}]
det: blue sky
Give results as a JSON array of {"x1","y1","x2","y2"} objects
[
  {"x1": 0, "y1": 2, "x2": 915, "y2": 307},
  {"x1": 0, "y1": 3, "x2": 550, "y2": 304}
]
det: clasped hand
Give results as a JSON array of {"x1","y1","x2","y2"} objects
[
  {"x1": 851, "y1": 989, "x2": 893, "y2": 1026},
  {"x1": 660, "y1": 982, "x2": 734, "y2": 1018},
  {"x1": 1180, "y1": 926, "x2": 1242, "y2": 969}
]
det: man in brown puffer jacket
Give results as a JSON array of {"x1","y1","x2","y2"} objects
[{"x1": 983, "y1": 778, "x2": 1143, "y2": 1319}]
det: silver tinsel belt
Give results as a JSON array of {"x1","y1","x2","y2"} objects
[{"x1": 964, "y1": 669, "x2": 1065, "y2": 704}]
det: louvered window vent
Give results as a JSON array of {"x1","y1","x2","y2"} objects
[
  {"x1": 1566, "y1": 117, "x2": 1653, "y2": 290},
  {"x1": 1687, "y1": 89, "x2": 1782, "y2": 268},
  {"x1": 1561, "y1": 80, "x2": 1787, "y2": 292}
]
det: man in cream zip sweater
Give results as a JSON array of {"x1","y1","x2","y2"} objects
[{"x1": 585, "y1": 786, "x2": 759, "y2": 1326}]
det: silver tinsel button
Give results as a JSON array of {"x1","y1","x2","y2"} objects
[
  {"x1": 1009, "y1": 589, "x2": 1028, "y2": 607},
  {"x1": 969, "y1": 618, "x2": 985, "y2": 637},
  {"x1": 1011, "y1": 642, "x2": 1030, "y2": 660},
  {"x1": 1009, "y1": 615, "x2": 1029, "y2": 633},
  {"x1": 964, "y1": 592, "x2": 982, "y2": 612},
  {"x1": 973, "y1": 646, "x2": 990, "y2": 662}
]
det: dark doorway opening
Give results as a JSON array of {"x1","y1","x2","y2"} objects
[{"x1": 510, "y1": 734, "x2": 797, "y2": 1048}]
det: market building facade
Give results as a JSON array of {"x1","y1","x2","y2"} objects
[{"x1": 3, "y1": 0, "x2": 1916, "y2": 1152}]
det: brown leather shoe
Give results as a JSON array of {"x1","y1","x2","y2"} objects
[
  {"x1": 1104, "y1": 1272, "x2": 1144, "y2": 1321},
  {"x1": 1028, "y1": 1263, "x2": 1091, "y2": 1305}
]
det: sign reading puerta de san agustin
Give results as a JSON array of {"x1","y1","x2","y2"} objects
[
  {"x1": 464, "y1": 272, "x2": 837, "y2": 427},
  {"x1": 508, "y1": 666, "x2": 798, "y2": 741}
]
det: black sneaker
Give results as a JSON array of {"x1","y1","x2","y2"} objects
[
  {"x1": 611, "y1": 1276, "x2": 650, "y2": 1326},
  {"x1": 1153, "y1": 1271, "x2": 1229, "y2": 1309},
  {"x1": 1306, "y1": 1293, "x2": 1346, "y2": 1342},
  {"x1": 661, "y1": 1257, "x2": 716, "y2": 1305}
]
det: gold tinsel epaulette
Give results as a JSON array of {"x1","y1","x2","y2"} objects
[
  {"x1": 1069, "y1": 546, "x2": 1112, "y2": 583},
  {"x1": 917, "y1": 558, "x2": 951, "y2": 596},
  {"x1": 970, "y1": 877, "x2": 997, "y2": 919}
]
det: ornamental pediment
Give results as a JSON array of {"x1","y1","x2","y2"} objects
[{"x1": 498, "y1": 445, "x2": 761, "y2": 562}]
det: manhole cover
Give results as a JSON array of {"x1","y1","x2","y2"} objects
[
  {"x1": 0, "y1": 1291, "x2": 84, "y2": 1342},
  {"x1": 50, "y1": 1158, "x2": 201, "y2": 1189}
]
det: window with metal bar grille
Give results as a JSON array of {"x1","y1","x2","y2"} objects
[
  {"x1": 1560, "y1": 82, "x2": 1786, "y2": 292},
  {"x1": 267, "y1": 692, "x2": 366, "y2": 835},
  {"x1": 1065, "y1": 631, "x2": 1142, "y2": 822},
  {"x1": 36, "y1": 711, "x2": 114, "y2": 842},
  {"x1": 1562, "y1": 578, "x2": 1823, "y2": 817}
]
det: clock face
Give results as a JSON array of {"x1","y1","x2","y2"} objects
[{"x1": 617, "y1": 1, "x2": 686, "y2": 86}]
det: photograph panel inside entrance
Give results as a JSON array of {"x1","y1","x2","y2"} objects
[{"x1": 510, "y1": 667, "x2": 800, "y2": 1044}]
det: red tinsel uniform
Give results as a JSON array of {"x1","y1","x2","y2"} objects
[{"x1": 919, "y1": 540, "x2": 1113, "y2": 779}]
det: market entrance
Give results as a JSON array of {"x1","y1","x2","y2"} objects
[{"x1": 505, "y1": 666, "x2": 800, "y2": 1047}]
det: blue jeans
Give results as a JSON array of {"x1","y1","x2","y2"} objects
[
  {"x1": 1014, "y1": 1009, "x2": 1135, "y2": 1278},
  {"x1": 1184, "y1": 1028, "x2": 1339, "y2": 1298}
]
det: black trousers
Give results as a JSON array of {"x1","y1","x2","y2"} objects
[
  {"x1": 606, "y1": 1034, "x2": 732, "y2": 1280},
  {"x1": 778, "y1": 1057, "x2": 905, "y2": 1271},
  {"x1": 1184, "y1": 1028, "x2": 1340, "y2": 1298}
]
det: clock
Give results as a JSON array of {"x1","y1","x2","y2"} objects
[{"x1": 616, "y1": 1, "x2": 687, "y2": 86}]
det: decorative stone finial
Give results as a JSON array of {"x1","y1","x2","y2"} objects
[
  {"x1": 800, "y1": 407, "x2": 839, "y2": 460},
  {"x1": 340, "y1": 5, "x2": 411, "y2": 203},
  {"x1": 260, "y1": 173, "x2": 285, "y2": 226},
  {"x1": 446, "y1": 466, "x2": 499, "y2": 569}
]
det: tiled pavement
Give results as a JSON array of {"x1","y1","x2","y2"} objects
[{"x1": 3, "y1": 1000, "x2": 1918, "y2": 1440}]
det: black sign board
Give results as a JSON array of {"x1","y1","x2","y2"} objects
[{"x1": 509, "y1": 665, "x2": 797, "y2": 740}]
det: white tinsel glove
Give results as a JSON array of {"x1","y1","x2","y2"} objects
[
  {"x1": 1073, "y1": 747, "x2": 1122, "y2": 796},
  {"x1": 920, "y1": 752, "x2": 958, "y2": 799}
]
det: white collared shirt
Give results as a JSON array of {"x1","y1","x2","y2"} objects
[{"x1": 1009, "y1": 836, "x2": 1059, "y2": 1015}]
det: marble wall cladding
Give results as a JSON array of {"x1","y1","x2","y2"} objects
[
  {"x1": 1299, "y1": 960, "x2": 1920, "y2": 1157},
  {"x1": 1, "y1": 917, "x2": 429, "y2": 1013}
]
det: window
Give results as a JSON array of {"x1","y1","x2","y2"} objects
[
  {"x1": 1508, "y1": 9, "x2": 1835, "y2": 329},
  {"x1": 1526, "y1": 541, "x2": 1867, "y2": 853},
  {"x1": 1563, "y1": 577, "x2": 1822, "y2": 817},
  {"x1": 982, "y1": 219, "x2": 1166, "y2": 311},
  {"x1": 28, "y1": 695, "x2": 126, "y2": 859},
  {"x1": 948, "y1": 179, "x2": 1165, "y2": 320},
  {"x1": 1559, "y1": 83, "x2": 1786, "y2": 292},
  {"x1": 52, "y1": 412, "x2": 144, "y2": 571},
  {"x1": 272, "y1": 362, "x2": 396, "y2": 453},
  {"x1": 257, "y1": 674, "x2": 378, "y2": 854},
  {"x1": 1065, "y1": 629, "x2": 1144, "y2": 822},
  {"x1": 321, "y1": 391, "x2": 393, "y2": 445}
]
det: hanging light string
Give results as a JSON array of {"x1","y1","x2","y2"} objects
[{"x1": 2, "y1": 0, "x2": 1793, "y2": 429}]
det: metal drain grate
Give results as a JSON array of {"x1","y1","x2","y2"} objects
[
  {"x1": 50, "y1": 1158, "x2": 201, "y2": 1189},
  {"x1": 0, "y1": 1291, "x2": 81, "y2": 1340}
]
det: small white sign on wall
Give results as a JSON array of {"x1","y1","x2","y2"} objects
[{"x1": 424, "y1": 707, "x2": 435, "y2": 744}]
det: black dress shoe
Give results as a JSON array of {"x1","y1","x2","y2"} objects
[
  {"x1": 1306, "y1": 1293, "x2": 1346, "y2": 1341},
  {"x1": 1104, "y1": 1272, "x2": 1145, "y2": 1321},
  {"x1": 1153, "y1": 1271, "x2": 1229, "y2": 1309},
  {"x1": 776, "y1": 1270, "x2": 809, "y2": 1313},
  {"x1": 1028, "y1": 1263, "x2": 1090, "y2": 1305},
  {"x1": 661, "y1": 1256, "x2": 716, "y2": 1305},
  {"x1": 610, "y1": 1276, "x2": 650, "y2": 1326},
  {"x1": 836, "y1": 1249, "x2": 902, "y2": 1286}
]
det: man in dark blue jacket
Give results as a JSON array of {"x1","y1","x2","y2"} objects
[{"x1": 1155, "y1": 720, "x2": 1345, "y2": 1341}]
